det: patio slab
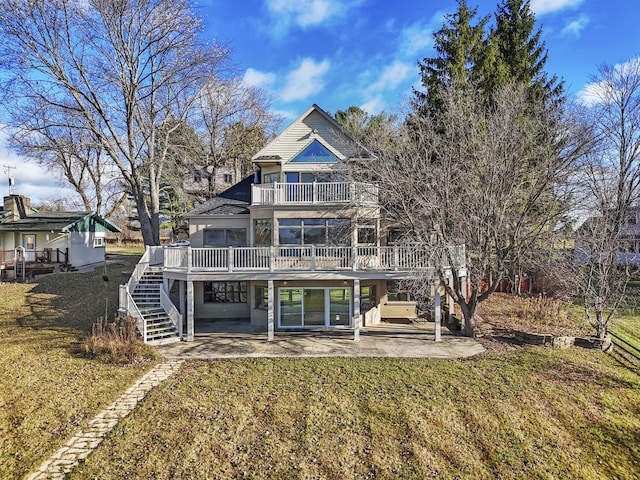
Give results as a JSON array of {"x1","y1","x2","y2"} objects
[{"x1": 156, "y1": 321, "x2": 485, "y2": 359}]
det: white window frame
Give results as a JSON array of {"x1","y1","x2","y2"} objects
[{"x1": 277, "y1": 287, "x2": 352, "y2": 328}]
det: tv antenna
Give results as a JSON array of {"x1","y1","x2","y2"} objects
[{"x1": 2, "y1": 164, "x2": 16, "y2": 195}]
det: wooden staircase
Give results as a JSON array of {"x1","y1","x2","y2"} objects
[{"x1": 131, "y1": 268, "x2": 180, "y2": 344}]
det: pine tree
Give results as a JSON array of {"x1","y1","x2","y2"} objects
[
  {"x1": 414, "y1": 0, "x2": 489, "y2": 115},
  {"x1": 484, "y1": 0, "x2": 564, "y2": 105}
]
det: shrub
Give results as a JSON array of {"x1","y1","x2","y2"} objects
[{"x1": 80, "y1": 315, "x2": 159, "y2": 365}]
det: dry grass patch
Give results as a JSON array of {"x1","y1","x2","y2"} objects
[
  {"x1": 79, "y1": 315, "x2": 159, "y2": 365},
  {"x1": 477, "y1": 293, "x2": 592, "y2": 337},
  {"x1": 71, "y1": 352, "x2": 640, "y2": 480},
  {"x1": 0, "y1": 253, "x2": 155, "y2": 479}
]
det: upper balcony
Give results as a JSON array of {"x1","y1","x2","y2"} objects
[
  {"x1": 160, "y1": 245, "x2": 465, "y2": 275},
  {"x1": 251, "y1": 182, "x2": 378, "y2": 206}
]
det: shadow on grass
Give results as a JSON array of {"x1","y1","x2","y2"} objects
[{"x1": 11, "y1": 253, "x2": 141, "y2": 337}]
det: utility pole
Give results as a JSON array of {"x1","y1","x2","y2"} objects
[{"x1": 2, "y1": 164, "x2": 16, "y2": 195}]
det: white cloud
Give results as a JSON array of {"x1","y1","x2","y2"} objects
[
  {"x1": 243, "y1": 68, "x2": 276, "y2": 89},
  {"x1": 265, "y1": 0, "x2": 364, "y2": 33},
  {"x1": 0, "y1": 147, "x2": 77, "y2": 206},
  {"x1": 360, "y1": 96, "x2": 386, "y2": 115},
  {"x1": 577, "y1": 57, "x2": 640, "y2": 106},
  {"x1": 279, "y1": 58, "x2": 330, "y2": 102},
  {"x1": 366, "y1": 61, "x2": 412, "y2": 94},
  {"x1": 561, "y1": 14, "x2": 589, "y2": 37},
  {"x1": 399, "y1": 22, "x2": 434, "y2": 57},
  {"x1": 530, "y1": 0, "x2": 584, "y2": 15},
  {"x1": 576, "y1": 81, "x2": 606, "y2": 106}
]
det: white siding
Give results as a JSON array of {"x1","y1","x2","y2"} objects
[
  {"x1": 253, "y1": 108, "x2": 357, "y2": 164},
  {"x1": 69, "y1": 232, "x2": 106, "y2": 266}
]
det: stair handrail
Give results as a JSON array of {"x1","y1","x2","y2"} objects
[
  {"x1": 126, "y1": 246, "x2": 152, "y2": 294},
  {"x1": 160, "y1": 287, "x2": 183, "y2": 339},
  {"x1": 119, "y1": 285, "x2": 147, "y2": 342}
]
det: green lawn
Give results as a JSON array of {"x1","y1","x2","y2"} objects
[
  {"x1": 0, "y1": 253, "x2": 154, "y2": 479},
  {"x1": 2, "y1": 257, "x2": 640, "y2": 479},
  {"x1": 69, "y1": 352, "x2": 640, "y2": 480}
]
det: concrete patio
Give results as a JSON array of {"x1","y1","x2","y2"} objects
[{"x1": 156, "y1": 320, "x2": 485, "y2": 359}]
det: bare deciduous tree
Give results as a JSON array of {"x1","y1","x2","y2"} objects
[
  {"x1": 351, "y1": 83, "x2": 583, "y2": 337},
  {"x1": 574, "y1": 59, "x2": 640, "y2": 339},
  {"x1": 10, "y1": 106, "x2": 125, "y2": 216},
  {"x1": 191, "y1": 76, "x2": 281, "y2": 192},
  {"x1": 0, "y1": 0, "x2": 229, "y2": 245}
]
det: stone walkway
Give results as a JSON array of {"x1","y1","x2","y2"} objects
[{"x1": 25, "y1": 360, "x2": 183, "y2": 480}]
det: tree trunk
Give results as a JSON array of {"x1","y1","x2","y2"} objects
[
  {"x1": 134, "y1": 195, "x2": 158, "y2": 246},
  {"x1": 459, "y1": 300, "x2": 477, "y2": 338}
]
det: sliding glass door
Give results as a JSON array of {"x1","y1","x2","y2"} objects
[{"x1": 278, "y1": 287, "x2": 351, "y2": 328}]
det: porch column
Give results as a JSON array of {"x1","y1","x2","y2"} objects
[
  {"x1": 186, "y1": 280, "x2": 194, "y2": 342},
  {"x1": 179, "y1": 281, "x2": 186, "y2": 339},
  {"x1": 434, "y1": 281, "x2": 442, "y2": 342},
  {"x1": 353, "y1": 278, "x2": 360, "y2": 341},
  {"x1": 448, "y1": 287, "x2": 455, "y2": 325},
  {"x1": 267, "y1": 279, "x2": 274, "y2": 341}
]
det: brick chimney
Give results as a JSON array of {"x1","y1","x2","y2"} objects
[{"x1": 3, "y1": 195, "x2": 30, "y2": 221}]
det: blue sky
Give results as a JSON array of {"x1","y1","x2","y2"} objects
[
  {"x1": 2, "y1": 0, "x2": 639, "y2": 204},
  {"x1": 200, "y1": 0, "x2": 640, "y2": 119}
]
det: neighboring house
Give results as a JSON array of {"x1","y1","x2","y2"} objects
[
  {"x1": 0, "y1": 194, "x2": 121, "y2": 279},
  {"x1": 119, "y1": 104, "x2": 464, "y2": 344},
  {"x1": 183, "y1": 158, "x2": 243, "y2": 199},
  {"x1": 575, "y1": 209, "x2": 640, "y2": 265}
]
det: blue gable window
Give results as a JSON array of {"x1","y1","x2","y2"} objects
[{"x1": 290, "y1": 139, "x2": 338, "y2": 163}]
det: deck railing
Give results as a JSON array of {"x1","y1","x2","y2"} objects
[
  {"x1": 251, "y1": 182, "x2": 379, "y2": 206},
  {"x1": 163, "y1": 245, "x2": 465, "y2": 273},
  {"x1": 0, "y1": 248, "x2": 68, "y2": 266}
]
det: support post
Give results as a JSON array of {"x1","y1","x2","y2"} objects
[
  {"x1": 269, "y1": 246, "x2": 275, "y2": 272},
  {"x1": 448, "y1": 285, "x2": 455, "y2": 325},
  {"x1": 267, "y1": 279, "x2": 274, "y2": 341},
  {"x1": 353, "y1": 278, "x2": 360, "y2": 341},
  {"x1": 434, "y1": 282, "x2": 441, "y2": 342},
  {"x1": 118, "y1": 284, "x2": 127, "y2": 318},
  {"x1": 186, "y1": 281, "x2": 194, "y2": 342},
  {"x1": 179, "y1": 280, "x2": 186, "y2": 339}
]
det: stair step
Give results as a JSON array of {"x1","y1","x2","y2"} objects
[{"x1": 147, "y1": 335, "x2": 181, "y2": 346}]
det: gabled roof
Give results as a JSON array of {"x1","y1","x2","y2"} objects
[
  {"x1": 0, "y1": 211, "x2": 121, "y2": 233},
  {"x1": 252, "y1": 104, "x2": 367, "y2": 165},
  {"x1": 185, "y1": 175, "x2": 253, "y2": 217}
]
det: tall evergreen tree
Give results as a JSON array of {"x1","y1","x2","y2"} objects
[
  {"x1": 484, "y1": 0, "x2": 564, "y2": 105},
  {"x1": 414, "y1": 0, "x2": 489, "y2": 115}
]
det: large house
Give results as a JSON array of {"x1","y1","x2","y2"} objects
[
  {"x1": 0, "y1": 194, "x2": 120, "y2": 279},
  {"x1": 119, "y1": 105, "x2": 464, "y2": 344}
]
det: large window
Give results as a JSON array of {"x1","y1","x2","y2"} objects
[
  {"x1": 387, "y1": 281, "x2": 409, "y2": 302},
  {"x1": 357, "y1": 219, "x2": 376, "y2": 245},
  {"x1": 360, "y1": 285, "x2": 377, "y2": 311},
  {"x1": 253, "y1": 219, "x2": 272, "y2": 246},
  {"x1": 204, "y1": 281, "x2": 247, "y2": 303},
  {"x1": 263, "y1": 172, "x2": 281, "y2": 184},
  {"x1": 387, "y1": 227, "x2": 405, "y2": 245},
  {"x1": 204, "y1": 228, "x2": 247, "y2": 247},
  {"x1": 278, "y1": 218, "x2": 351, "y2": 245},
  {"x1": 255, "y1": 286, "x2": 268, "y2": 310}
]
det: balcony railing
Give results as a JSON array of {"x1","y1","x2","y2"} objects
[
  {"x1": 251, "y1": 182, "x2": 379, "y2": 206},
  {"x1": 163, "y1": 245, "x2": 465, "y2": 273}
]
